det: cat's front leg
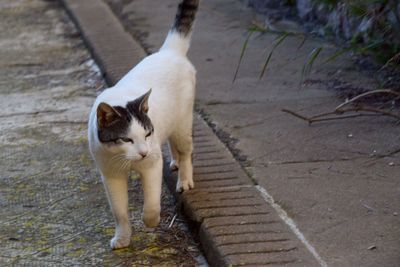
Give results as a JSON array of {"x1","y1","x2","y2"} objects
[
  {"x1": 140, "y1": 157, "x2": 163, "y2": 228},
  {"x1": 102, "y1": 172, "x2": 131, "y2": 249}
]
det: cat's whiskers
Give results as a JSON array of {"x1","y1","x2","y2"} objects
[
  {"x1": 108, "y1": 154, "x2": 130, "y2": 174},
  {"x1": 117, "y1": 157, "x2": 128, "y2": 172},
  {"x1": 121, "y1": 158, "x2": 132, "y2": 171},
  {"x1": 108, "y1": 153, "x2": 124, "y2": 167}
]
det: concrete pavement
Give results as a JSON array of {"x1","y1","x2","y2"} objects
[{"x1": 105, "y1": 0, "x2": 400, "y2": 266}]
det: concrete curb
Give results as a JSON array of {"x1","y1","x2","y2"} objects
[
  {"x1": 61, "y1": 0, "x2": 321, "y2": 266},
  {"x1": 61, "y1": 0, "x2": 146, "y2": 85}
]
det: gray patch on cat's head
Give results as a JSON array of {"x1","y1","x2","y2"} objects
[
  {"x1": 126, "y1": 89, "x2": 153, "y2": 132},
  {"x1": 97, "y1": 103, "x2": 131, "y2": 143},
  {"x1": 96, "y1": 90, "x2": 153, "y2": 143}
]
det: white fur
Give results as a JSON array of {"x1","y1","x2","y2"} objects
[{"x1": 88, "y1": 31, "x2": 195, "y2": 249}]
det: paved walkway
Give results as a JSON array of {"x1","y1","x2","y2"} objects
[
  {"x1": 106, "y1": 0, "x2": 400, "y2": 266},
  {"x1": 5, "y1": 0, "x2": 395, "y2": 266},
  {"x1": 0, "y1": 0, "x2": 202, "y2": 266}
]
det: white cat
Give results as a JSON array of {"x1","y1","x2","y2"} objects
[{"x1": 88, "y1": 0, "x2": 199, "y2": 249}]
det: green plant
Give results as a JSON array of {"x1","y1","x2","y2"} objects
[
  {"x1": 260, "y1": 32, "x2": 291, "y2": 79},
  {"x1": 316, "y1": 0, "x2": 400, "y2": 65},
  {"x1": 234, "y1": 0, "x2": 400, "y2": 84},
  {"x1": 300, "y1": 47, "x2": 323, "y2": 85}
]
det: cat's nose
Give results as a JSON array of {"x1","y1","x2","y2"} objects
[{"x1": 139, "y1": 151, "x2": 148, "y2": 158}]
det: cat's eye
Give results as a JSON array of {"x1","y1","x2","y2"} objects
[
  {"x1": 120, "y1": 137, "x2": 134, "y2": 143},
  {"x1": 145, "y1": 132, "x2": 152, "y2": 138}
]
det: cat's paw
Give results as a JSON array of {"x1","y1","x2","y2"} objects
[
  {"x1": 110, "y1": 235, "x2": 130, "y2": 250},
  {"x1": 169, "y1": 160, "x2": 179, "y2": 172},
  {"x1": 143, "y1": 209, "x2": 160, "y2": 228},
  {"x1": 176, "y1": 178, "x2": 194, "y2": 193}
]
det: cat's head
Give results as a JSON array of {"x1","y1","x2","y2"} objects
[{"x1": 96, "y1": 89, "x2": 154, "y2": 161}]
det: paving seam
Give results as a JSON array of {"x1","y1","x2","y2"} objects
[{"x1": 61, "y1": 1, "x2": 323, "y2": 266}]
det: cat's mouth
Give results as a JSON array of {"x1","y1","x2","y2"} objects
[
  {"x1": 127, "y1": 155, "x2": 147, "y2": 162},
  {"x1": 137, "y1": 155, "x2": 149, "y2": 162}
]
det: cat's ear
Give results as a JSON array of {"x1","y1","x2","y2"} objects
[
  {"x1": 138, "y1": 89, "x2": 152, "y2": 114},
  {"x1": 96, "y1": 102, "x2": 121, "y2": 128}
]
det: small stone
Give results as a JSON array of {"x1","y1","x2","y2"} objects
[
  {"x1": 367, "y1": 245, "x2": 376, "y2": 250},
  {"x1": 347, "y1": 133, "x2": 353, "y2": 138},
  {"x1": 393, "y1": 212, "x2": 398, "y2": 216},
  {"x1": 388, "y1": 162, "x2": 394, "y2": 166}
]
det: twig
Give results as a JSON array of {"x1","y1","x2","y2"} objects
[
  {"x1": 335, "y1": 89, "x2": 400, "y2": 111},
  {"x1": 309, "y1": 113, "x2": 383, "y2": 123},
  {"x1": 340, "y1": 107, "x2": 400, "y2": 120},
  {"x1": 282, "y1": 107, "x2": 400, "y2": 124},
  {"x1": 374, "y1": 148, "x2": 400, "y2": 159},
  {"x1": 283, "y1": 89, "x2": 400, "y2": 124},
  {"x1": 168, "y1": 213, "x2": 178, "y2": 229},
  {"x1": 281, "y1": 109, "x2": 311, "y2": 122},
  {"x1": 379, "y1": 52, "x2": 400, "y2": 71},
  {"x1": 309, "y1": 111, "x2": 342, "y2": 120},
  {"x1": 282, "y1": 109, "x2": 385, "y2": 124}
]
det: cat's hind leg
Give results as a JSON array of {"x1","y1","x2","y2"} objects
[
  {"x1": 170, "y1": 125, "x2": 194, "y2": 192},
  {"x1": 168, "y1": 140, "x2": 179, "y2": 172},
  {"x1": 102, "y1": 171, "x2": 131, "y2": 249}
]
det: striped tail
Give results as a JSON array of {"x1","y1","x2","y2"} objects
[{"x1": 160, "y1": 0, "x2": 200, "y2": 55}]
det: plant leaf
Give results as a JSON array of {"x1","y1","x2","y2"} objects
[
  {"x1": 259, "y1": 32, "x2": 290, "y2": 79},
  {"x1": 233, "y1": 31, "x2": 254, "y2": 83},
  {"x1": 297, "y1": 34, "x2": 308, "y2": 50},
  {"x1": 300, "y1": 47, "x2": 323, "y2": 85},
  {"x1": 323, "y1": 47, "x2": 352, "y2": 64},
  {"x1": 248, "y1": 22, "x2": 268, "y2": 34}
]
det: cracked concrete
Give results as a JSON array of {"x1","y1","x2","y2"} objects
[
  {"x1": 0, "y1": 0, "x2": 203, "y2": 266},
  {"x1": 105, "y1": 0, "x2": 399, "y2": 266}
]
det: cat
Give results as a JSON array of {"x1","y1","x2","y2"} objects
[{"x1": 88, "y1": 0, "x2": 199, "y2": 249}]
